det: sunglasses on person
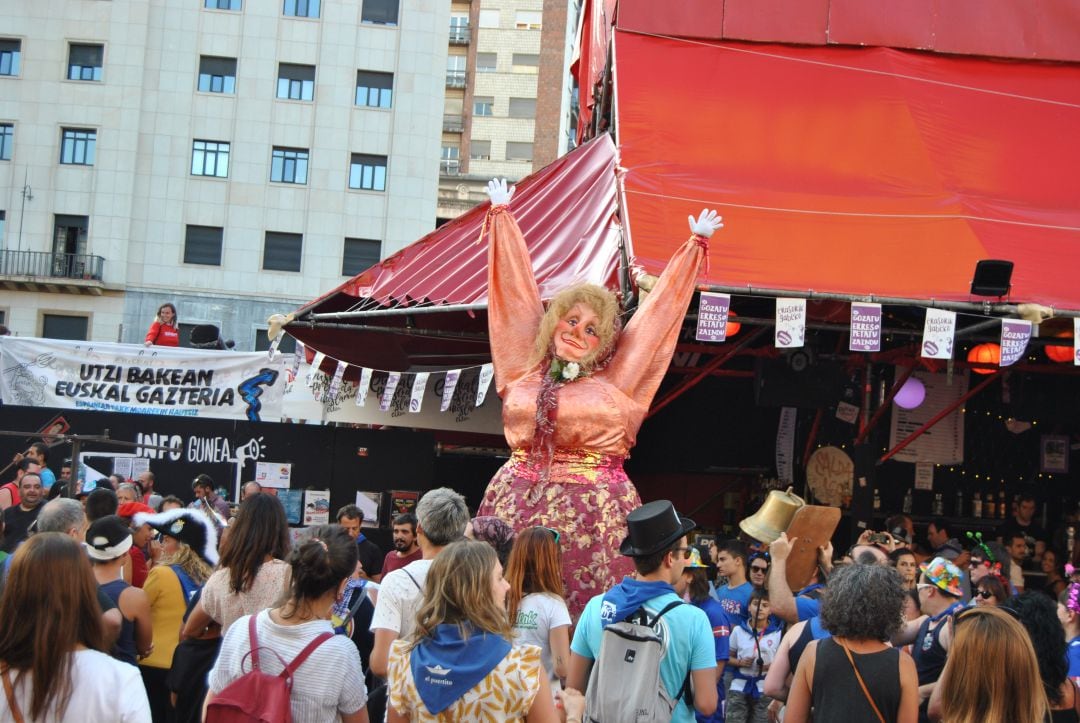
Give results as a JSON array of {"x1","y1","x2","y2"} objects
[
  {"x1": 750, "y1": 564, "x2": 770, "y2": 573},
  {"x1": 975, "y1": 590, "x2": 996, "y2": 600}
]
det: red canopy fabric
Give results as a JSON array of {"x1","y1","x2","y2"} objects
[{"x1": 614, "y1": 31, "x2": 1080, "y2": 309}]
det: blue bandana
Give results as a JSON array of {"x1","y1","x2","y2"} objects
[
  {"x1": 599, "y1": 577, "x2": 677, "y2": 628},
  {"x1": 410, "y1": 624, "x2": 511, "y2": 714}
]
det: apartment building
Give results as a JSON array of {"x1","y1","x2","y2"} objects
[
  {"x1": 437, "y1": 0, "x2": 579, "y2": 222},
  {"x1": 0, "y1": 0, "x2": 448, "y2": 347}
]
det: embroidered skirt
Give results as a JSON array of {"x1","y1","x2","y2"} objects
[{"x1": 478, "y1": 448, "x2": 639, "y2": 619}]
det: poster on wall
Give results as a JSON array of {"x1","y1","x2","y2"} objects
[
  {"x1": 888, "y1": 368, "x2": 967, "y2": 464},
  {"x1": 255, "y1": 462, "x2": 291, "y2": 489},
  {"x1": 356, "y1": 491, "x2": 383, "y2": 528},
  {"x1": 278, "y1": 489, "x2": 304, "y2": 525},
  {"x1": 1041, "y1": 435, "x2": 1070, "y2": 474},
  {"x1": 303, "y1": 489, "x2": 331, "y2": 525},
  {"x1": 390, "y1": 490, "x2": 419, "y2": 516},
  {"x1": 0, "y1": 337, "x2": 287, "y2": 422}
]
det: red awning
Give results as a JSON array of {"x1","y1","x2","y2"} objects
[
  {"x1": 289, "y1": 134, "x2": 622, "y2": 370},
  {"x1": 614, "y1": 31, "x2": 1080, "y2": 309}
]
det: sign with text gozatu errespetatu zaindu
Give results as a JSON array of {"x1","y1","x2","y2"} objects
[{"x1": 0, "y1": 337, "x2": 286, "y2": 422}]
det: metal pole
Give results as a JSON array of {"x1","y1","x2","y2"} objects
[{"x1": 854, "y1": 365, "x2": 915, "y2": 446}]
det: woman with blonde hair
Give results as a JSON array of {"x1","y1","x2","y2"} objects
[
  {"x1": 936, "y1": 606, "x2": 1048, "y2": 723},
  {"x1": 0, "y1": 532, "x2": 150, "y2": 721},
  {"x1": 506, "y1": 527, "x2": 572, "y2": 695},
  {"x1": 477, "y1": 177, "x2": 724, "y2": 617},
  {"x1": 386, "y1": 539, "x2": 583, "y2": 722}
]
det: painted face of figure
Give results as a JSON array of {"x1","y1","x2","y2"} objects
[{"x1": 552, "y1": 303, "x2": 602, "y2": 362}]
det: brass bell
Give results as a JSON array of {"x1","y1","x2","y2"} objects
[{"x1": 739, "y1": 486, "x2": 806, "y2": 544}]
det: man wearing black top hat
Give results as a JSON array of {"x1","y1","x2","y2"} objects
[{"x1": 567, "y1": 500, "x2": 719, "y2": 722}]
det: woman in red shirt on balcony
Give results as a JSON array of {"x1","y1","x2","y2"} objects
[{"x1": 144, "y1": 303, "x2": 179, "y2": 347}]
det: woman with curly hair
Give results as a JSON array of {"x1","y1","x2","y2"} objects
[
  {"x1": 0, "y1": 532, "x2": 151, "y2": 721},
  {"x1": 386, "y1": 539, "x2": 583, "y2": 722},
  {"x1": 785, "y1": 564, "x2": 919, "y2": 723},
  {"x1": 934, "y1": 606, "x2": 1047, "y2": 723},
  {"x1": 477, "y1": 178, "x2": 724, "y2": 617},
  {"x1": 506, "y1": 527, "x2": 572, "y2": 696},
  {"x1": 1001, "y1": 592, "x2": 1080, "y2": 721},
  {"x1": 182, "y1": 492, "x2": 291, "y2": 636}
]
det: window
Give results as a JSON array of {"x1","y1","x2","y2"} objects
[
  {"x1": 205, "y1": 0, "x2": 241, "y2": 9},
  {"x1": 449, "y1": 15, "x2": 469, "y2": 43},
  {"x1": 277, "y1": 63, "x2": 315, "y2": 100},
  {"x1": 476, "y1": 53, "x2": 497, "y2": 73},
  {"x1": 478, "y1": 9, "x2": 499, "y2": 28},
  {"x1": 349, "y1": 154, "x2": 387, "y2": 191},
  {"x1": 0, "y1": 39, "x2": 21, "y2": 77},
  {"x1": 42, "y1": 314, "x2": 88, "y2": 341},
  {"x1": 53, "y1": 215, "x2": 89, "y2": 257},
  {"x1": 506, "y1": 141, "x2": 533, "y2": 161},
  {"x1": 355, "y1": 70, "x2": 392, "y2": 108},
  {"x1": 255, "y1": 330, "x2": 296, "y2": 354},
  {"x1": 342, "y1": 237, "x2": 381, "y2": 276},
  {"x1": 361, "y1": 0, "x2": 399, "y2": 25},
  {"x1": 191, "y1": 140, "x2": 230, "y2": 177},
  {"x1": 512, "y1": 53, "x2": 539, "y2": 73},
  {"x1": 509, "y1": 98, "x2": 536, "y2": 119},
  {"x1": 473, "y1": 96, "x2": 493, "y2": 116},
  {"x1": 0, "y1": 212, "x2": 6, "y2": 250},
  {"x1": 0, "y1": 124, "x2": 12, "y2": 161},
  {"x1": 446, "y1": 55, "x2": 466, "y2": 88},
  {"x1": 184, "y1": 225, "x2": 223, "y2": 265},
  {"x1": 198, "y1": 56, "x2": 236, "y2": 94},
  {"x1": 469, "y1": 140, "x2": 490, "y2": 160},
  {"x1": 284, "y1": 0, "x2": 319, "y2": 17},
  {"x1": 67, "y1": 44, "x2": 103, "y2": 82},
  {"x1": 263, "y1": 231, "x2": 303, "y2": 272},
  {"x1": 515, "y1": 11, "x2": 542, "y2": 29},
  {"x1": 441, "y1": 145, "x2": 459, "y2": 175},
  {"x1": 60, "y1": 128, "x2": 96, "y2": 165},
  {"x1": 270, "y1": 147, "x2": 308, "y2": 184}
]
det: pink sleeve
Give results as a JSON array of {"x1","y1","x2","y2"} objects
[
  {"x1": 486, "y1": 207, "x2": 545, "y2": 396},
  {"x1": 605, "y1": 235, "x2": 706, "y2": 406}
]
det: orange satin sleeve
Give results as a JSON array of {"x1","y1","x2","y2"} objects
[
  {"x1": 605, "y1": 234, "x2": 706, "y2": 407},
  {"x1": 487, "y1": 207, "x2": 545, "y2": 397}
]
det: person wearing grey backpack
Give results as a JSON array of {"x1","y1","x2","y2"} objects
[{"x1": 568, "y1": 500, "x2": 719, "y2": 722}]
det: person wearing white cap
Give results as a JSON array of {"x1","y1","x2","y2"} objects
[{"x1": 87, "y1": 515, "x2": 154, "y2": 667}]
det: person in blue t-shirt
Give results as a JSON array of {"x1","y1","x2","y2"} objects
[
  {"x1": 13, "y1": 443, "x2": 57, "y2": 491},
  {"x1": 569, "y1": 500, "x2": 719, "y2": 723},
  {"x1": 1059, "y1": 582, "x2": 1080, "y2": 684},
  {"x1": 766, "y1": 531, "x2": 833, "y2": 624},
  {"x1": 684, "y1": 548, "x2": 731, "y2": 723},
  {"x1": 716, "y1": 539, "x2": 753, "y2": 622}
]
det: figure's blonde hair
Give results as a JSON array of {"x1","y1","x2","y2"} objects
[
  {"x1": 531, "y1": 284, "x2": 620, "y2": 370},
  {"x1": 938, "y1": 606, "x2": 1048, "y2": 723},
  {"x1": 410, "y1": 540, "x2": 512, "y2": 645}
]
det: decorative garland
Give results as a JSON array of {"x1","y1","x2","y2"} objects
[{"x1": 1068, "y1": 582, "x2": 1080, "y2": 615}]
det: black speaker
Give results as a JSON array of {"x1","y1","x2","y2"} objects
[{"x1": 970, "y1": 259, "x2": 1014, "y2": 297}]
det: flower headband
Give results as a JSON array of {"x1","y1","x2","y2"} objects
[{"x1": 1068, "y1": 583, "x2": 1080, "y2": 615}]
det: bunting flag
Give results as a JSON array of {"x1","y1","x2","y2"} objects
[
  {"x1": 775, "y1": 298, "x2": 806, "y2": 349},
  {"x1": 307, "y1": 351, "x2": 326, "y2": 387},
  {"x1": 267, "y1": 333, "x2": 282, "y2": 361},
  {"x1": 921, "y1": 309, "x2": 956, "y2": 360},
  {"x1": 410, "y1": 372, "x2": 430, "y2": 413},
  {"x1": 380, "y1": 372, "x2": 401, "y2": 411},
  {"x1": 696, "y1": 292, "x2": 731, "y2": 342},
  {"x1": 1075, "y1": 318, "x2": 1080, "y2": 366},
  {"x1": 290, "y1": 341, "x2": 305, "y2": 379},
  {"x1": 849, "y1": 302, "x2": 882, "y2": 352},
  {"x1": 999, "y1": 319, "x2": 1031, "y2": 367},
  {"x1": 328, "y1": 360, "x2": 347, "y2": 401},
  {"x1": 475, "y1": 364, "x2": 495, "y2": 406},
  {"x1": 441, "y1": 369, "x2": 461, "y2": 411},
  {"x1": 355, "y1": 367, "x2": 373, "y2": 406}
]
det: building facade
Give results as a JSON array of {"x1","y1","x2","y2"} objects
[
  {"x1": 0, "y1": 0, "x2": 448, "y2": 348},
  {"x1": 437, "y1": 0, "x2": 579, "y2": 223}
]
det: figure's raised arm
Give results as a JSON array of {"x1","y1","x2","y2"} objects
[
  {"x1": 607, "y1": 209, "x2": 723, "y2": 405},
  {"x1": 485, "y1": 179, "x2": 545, "y2": 394}
]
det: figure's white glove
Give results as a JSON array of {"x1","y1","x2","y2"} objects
[
  {"x1": 486, "y1": 178, "x2": 515, "y2": 206},
  {"x1": 688, "y1": 209, "x2": 723, "y2": 238}
]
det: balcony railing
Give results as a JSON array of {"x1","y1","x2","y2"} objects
[
  {"x1": 446, "y1": 70, "x2": 466, "y2": 88},
  {"x1": 0, "y1": 250, "x2": 105, "y2": 281},
  {"x1": 449, "y1": 25, "x2": 470, "y2": 44},
  {"x1": 443, "y1": 114, "x2": 464, "y2": 132}
]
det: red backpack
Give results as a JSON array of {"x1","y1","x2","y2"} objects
[{"x1": 205, "y1": 615, "x2": 333, "y2": 723}]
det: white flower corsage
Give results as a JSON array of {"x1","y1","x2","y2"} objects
[
  {"x1": 549, "y1": 358, "x2": 584, "y2": 383},
  {"x1": 561, "y1": 362, "x2": 580, "y2": 380}
]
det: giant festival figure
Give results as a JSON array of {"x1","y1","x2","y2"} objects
[{"x1": 477, "y1": 178, "x2": 723, "y2": 616}]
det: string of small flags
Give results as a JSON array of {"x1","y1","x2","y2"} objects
[{"x1": 278, "y1": 337, "x2": 494, "y2": 415}]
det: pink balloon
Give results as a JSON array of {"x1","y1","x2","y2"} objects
[{"x1": 894, "y1": 377, "x2": 926, "y2": 410}]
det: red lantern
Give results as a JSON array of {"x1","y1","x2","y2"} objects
[
  {"x1": 1045, "y1": 331, "x2": 1073, "y2": 363},
  {"x1": 726, "y1": 311, "x2": 742, "y2": 338},
  {"x1": 967, "y1": 343, "x2": 1000, "y2": 374}
]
